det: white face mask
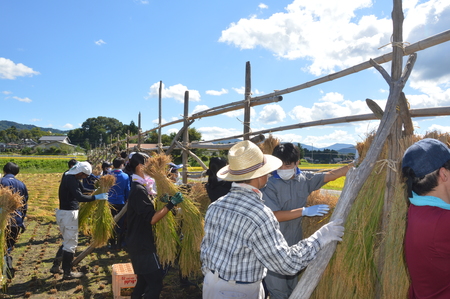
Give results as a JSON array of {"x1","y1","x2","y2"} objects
[{"x1": 277, "y1": 168, "x2": 295, "y2": 180}]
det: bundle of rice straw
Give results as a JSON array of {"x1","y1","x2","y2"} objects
[
  {"x1": 143, "y1": 154, "x2": 204, "y2": 277},
  {"x1": 189, "y1": 182, "x2": 210, "y2": 215},
  {"x1": 78, "y1": 175, "x2": 116, "y2": 247},
  {"x1": 259, "y1": 134, "x2": 280, "y2": 155},
  {"x1": 0, "y1": 186, "x2": 24, "y2": 283}
]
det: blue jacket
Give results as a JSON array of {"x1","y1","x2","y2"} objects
[
  {"x1": 108, "y1": 169, "x2": 130, "y2": 205},
  {"x1": 1, "y1": 174, "x2": 28, "y2": 228}
]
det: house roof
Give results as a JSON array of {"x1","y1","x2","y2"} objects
[{"x1": 39, "y1": 136, "x2": 70, "y2": 143}]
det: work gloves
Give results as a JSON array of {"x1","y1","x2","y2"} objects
[
  {"x1": 303, "y1": 204, "x2": 329, "y2": 217},
  {"x1": 94, "y1": 193, "x2": 108, "y2": 200},
  {"x1": 311, "y1": 219, "x2": 345, "y2": 248},
  {"x1": 160, "y1": 192, "x2": 184, "y2": 210}
]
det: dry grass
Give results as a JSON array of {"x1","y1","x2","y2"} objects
[{"x1": 258, "y1": 134, "x2": 280, "y2": 155}]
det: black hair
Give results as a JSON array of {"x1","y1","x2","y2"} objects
[
  {"x1": 102, "y1": 161, "x2": 111, "y2": 169},
  {"x1": 207, "y1": 157, "x2": 227, "y2": 187},
  {"x1": 402, "y1": 160, "x2": 450, "y2": 197},
  {"x1": 3, "y1": 162, "x2": 19, "y2": 176},
  {"x1": 272, "y1": 143, "x2": 300, "y2": 164},
  {"x1": 120, "y1": 151, "x2": 128, "y2": 159},
  {"x1": 129, "y1": 153, "x2": 148, "y2": 173},
  {"x1": 68, "y1": 159, "x2": 78, "y2": 169},
  {"x1": 113, "y1": 157, "x2": 125, "y2": 169}
]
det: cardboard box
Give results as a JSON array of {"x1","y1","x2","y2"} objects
[{"x1": 112, "y1": 263, "x2": 137, "y2": 299}]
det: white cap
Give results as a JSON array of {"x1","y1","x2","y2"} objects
[{"x1": 66, "y1": 161, "x2": 92, "y2": 175}]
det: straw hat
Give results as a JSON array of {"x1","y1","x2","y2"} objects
[
  {"x1": 66, "y1": 161, "x2": 92, "y2": 175},
  {"x1": 217, "y1": 140, "x2": 282, "y2": 181}
]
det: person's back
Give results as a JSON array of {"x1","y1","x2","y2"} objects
[{"x1": 402, "y1": 138, "x2": 450, "y2": 298}]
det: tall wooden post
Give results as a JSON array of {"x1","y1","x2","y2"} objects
[
  {"x1": 158, "y1": 81, "x2": 162, "y2": 154},
  {"x1": 243, "y1": 61, "x2": 251, "y2": 140},
  {"x1": 182, "y1": 91, "x2": 189, "y2": 184}
]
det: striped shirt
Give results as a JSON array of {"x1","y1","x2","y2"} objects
[{"x1": 200, "y1": 183, "x2": 321, "y2": 283}]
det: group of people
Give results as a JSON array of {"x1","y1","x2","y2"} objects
[{"x1": 2, "y1": 137, "x2": 448, "y2": 298}]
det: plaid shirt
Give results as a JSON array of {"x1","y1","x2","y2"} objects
[{"x1": 200, "y1": 183, "x2": 321, "y2": 283}]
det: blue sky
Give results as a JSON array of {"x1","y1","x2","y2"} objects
[{"x1": 1, "y1": 0, "x2": 450, "y2": 148}]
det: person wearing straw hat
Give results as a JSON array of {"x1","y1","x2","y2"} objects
[
  {"x1": 52, "y1": 161, "x2": 109, "y2": 280},
  {"x1": 402, "y1": 138, "x2": 450, "y2": 299},
  {"x1": 201, "y1": 140, "x2": 345, "y2": 299},
  {"x1": 261, "y1": 142, "x2": 352, "y2": 299}
]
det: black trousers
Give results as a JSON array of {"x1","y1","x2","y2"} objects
[{"x1": 131, "y1": 270, "x2": 163, "y2": 299}]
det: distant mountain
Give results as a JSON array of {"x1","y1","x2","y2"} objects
[
  {"x1": 212, "y1": 138, "x2": 242, "y2": 144},
  {"x1": 297, "y1": 142, "x2": 356, "y2": 154},
  {"x1": 0, "y1": 120, "x2": 69, "y2": 134}
]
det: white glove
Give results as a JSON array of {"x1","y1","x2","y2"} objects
[
  {"x1": 311, "y1": 219, "x2": 344, "y2": 248},
  {"x1": 303, "y1": 204, "x2": 329, "y2": 217},
  {"x1": 94, "y1": 193, "x2": 108, "y2": 200}
]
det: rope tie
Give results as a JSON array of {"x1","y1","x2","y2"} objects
[
  {"x1": 378, "y1": 35, "x2": 410, "y2": 54},
  {"x1": 375, "y1": 159, "x2": 398, "y2": 174}
]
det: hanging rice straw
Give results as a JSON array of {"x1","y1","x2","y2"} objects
[
  {"x1": 143, "y1": 154, "x2": 180, "y2": 266},
  {"x1": 143, "y1": 153, "x2": 204, "y2": 277},
  {"x1": 259, "y1": 134, "x2": 280, "y2": 155},
  {"x1": 0, "y1": 186, "x2": 24, "y2": 284},
  {"x1": 78, "y1": 175, "x2": 116, "y2": 247},
  {"x1": 189, "y1": 182, "x2": 210, "y2": 215}
]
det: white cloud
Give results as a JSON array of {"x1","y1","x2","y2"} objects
[
  {"x1": 63, "y1": 123, "x2": 74, "y2": 129},
  {"x1": 259, "y1": 3, "x2": 269, "y2": 10},
  {"x1": 0, "y1": 58, "x2": 40, "y2": 80},
  {"x1": 232, "y1": 86, "x2": 264, "y2": 95},
  {"x1": 13, "y1": 96, "x2": 32, "y2": 103},
  {"x1": 148, "y1": 82, "x2": 201, "y2": 103},
  {"x1": 427, "y1": 123, "x2": 450, "y2": 134},
  {"x1": 289, "y1": 92, "x2": 373, "y2": 122},
  {"x1": 219, "y1": 0, "x2": 393, "y2": 75},
  {"x1": 95, "y1": 39, "x2": 106, "y2": 46},
  {"x1": 152, "y1": 118, "x2": 168, "y2": 125},
  {"x1": 30, "y1": 118, "x2": 41, "y2": 122},
  {"x1": 197, "y1": 126, "x2": 242, "y2": 141},
  {"x1": 206, "y1": 88, "x2": 228, "y2": 96},
  {"x1": 192, "y1": 105, "x2": 209, "y2": 115},
  {"x1": 257, "y1": 104, "x2": 286, "y2": 124},
  {"x1": 224, "y1": 107, "x2": 256, "y2": 118},
  {"x1": 302, "y1": 130, "x2": 357, "y2": 148},
  {"x1": 1, "y1": 91, "x2": 12, "y2": 95}
]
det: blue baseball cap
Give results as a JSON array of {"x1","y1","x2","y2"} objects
[{"x1": 402, "y1": 138, "x2": 450, "y2": 177}]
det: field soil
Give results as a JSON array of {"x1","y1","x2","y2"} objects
[{"x1": 0, "y1": 173, "x2": 203, "y2": 299}]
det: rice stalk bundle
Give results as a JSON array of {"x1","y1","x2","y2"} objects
[
  {"x1": 143, "y1": 153, "x2": 204, "y2": 276},
  {"x1": 0, "y1": 186, "x2": 24, "y2": 283},
  {"x1": 78, "y1": 175, "x2": 116, "y2": 247},
  {"x1": 259, "y1": 134, "x2": 280, "y2": 155},
  {"x1": 189, "y1": 182, "x2": 210, "y2": 215},
  {"x1": 302, "y1": 190, "x2": 339, "y2": 238},
  {"x1": 311, "y1": 134, "x2": 388, "y2": 299},
  {"x1": 143, "y1": 154, "x2": 180, "y2": 266},
  {"x1": 92, "y1": 163, "x2": 102, "y2": 176},
  {"x1": 177, "y1": 198, "x2": 204, "y2": 277}
]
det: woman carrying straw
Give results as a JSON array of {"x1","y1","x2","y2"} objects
[{"x1": 126, "y1": 153, "x2": 184, "y2": 299}]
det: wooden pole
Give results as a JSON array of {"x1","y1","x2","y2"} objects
[
  {"x1": 158, "y1": 80, "x2": 162, "y2": 154},
  {"x1": 244, "y1": 61, "x2": 251, "y2": 140},
  {"x1": 182, "y1": 91, "x2": 189, "y2": 184}
]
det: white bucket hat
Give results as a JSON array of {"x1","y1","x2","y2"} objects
[
  {"x1": 217, "y1": 140, "x2": 282, "y2": 181},
  {"x1": 66, "y1": 161, "x2": 92, "y2": 176}
]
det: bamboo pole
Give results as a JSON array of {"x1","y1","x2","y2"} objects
[
  {"x1": 182, "y1": 91, "x2": 189, "y2": 184},
  {"x1": 165, "y1": 119, "x2": 195, "y2": 155},
  {"x1": 252, "y1": 29, "x2": 450, "y2": 102},
  {"x1": 244, "y1": 61, "x2": 251, "y2": 140},
  {"x1": 158, "y1": 80, "x2": 162, "y2": 154}
]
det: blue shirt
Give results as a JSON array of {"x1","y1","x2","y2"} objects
[
  {"x1": 108, "y1": 169, "x2": 130, "y2": 205},
  {"x1": 1, "y1": 174, "x2": 29, "y2": 228}
]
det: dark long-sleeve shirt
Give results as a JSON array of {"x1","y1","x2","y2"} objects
[
  {"x1": 0, "y1": 174, "x2": 28, "y2": 228},
  {"x1": 126, "y1": 181, "x2": 156, "y2": 255},
  {"x1": 58, "y1": 174, "x2": 95, "y2": 210}
]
